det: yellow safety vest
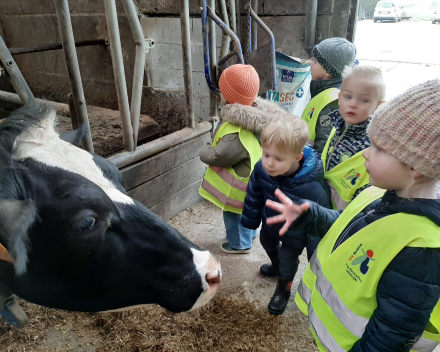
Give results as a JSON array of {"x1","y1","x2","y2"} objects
[
  {"x1": 295, "y1": 186, "x2": 440, "y2": 352},
  {"x1": 301, "y1": 88, "x2": 340, "y2": 141},
  {"x1": 321, "y1": 127, "x2": 369, "y2": 210},
  {"x1": 199, "y1": 122, "x2": 262, "y2": 214}
]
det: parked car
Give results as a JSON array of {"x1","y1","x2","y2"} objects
[
  {"x1": 374, "y1": 1, "x2": 403, "y2": 23},
  {"x1": 433, "y1": 9, "x2": 440, "y2": 24}
]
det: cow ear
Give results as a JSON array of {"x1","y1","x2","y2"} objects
[
  {"x1": 59, "y1": 124, "x2": 88, "y2": 148},
  {"x1": 0, "y1": 199, "x2": 36, "y2": 275}
]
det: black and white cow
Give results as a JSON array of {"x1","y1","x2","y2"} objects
[{"x1": 0, "y1": 104, "x2": 221, "y2": 321}]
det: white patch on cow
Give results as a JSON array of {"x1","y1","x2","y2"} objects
[
  {"x1": 190, "y1": 248, "x2": 211, "y2": 310},
  {"x1": 13, "y1": 110, "x2": 134, "y2": 205}
]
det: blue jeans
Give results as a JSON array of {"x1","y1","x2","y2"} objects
[{"x1": 223, "y1": 211, "x2": 257, "y2": 250}]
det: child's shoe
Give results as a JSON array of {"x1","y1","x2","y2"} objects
[
  {"x1": 259, "y1": 264, "x2": 278, "y2": 278},
  {"x1": 221, "y1": 242, "x2": 251, "y2": 254},
  {"x1": 268, "y1": 277, "x2": 292, "y2": 315}
]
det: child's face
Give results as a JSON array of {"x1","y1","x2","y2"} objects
[
  {"x1": 339, "y1": 77, "x2": 382, "y2": 125},
  {"x1": 262, "y1": 143, "x2": 303, "y2": 177},
  {"x1": 310, "y1": 57, "x2": 332, "y2": 81},
  {"x1": 363, "y1": 142, "x2": 413, "y2": 192}
]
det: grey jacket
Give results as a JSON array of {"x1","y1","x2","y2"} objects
[{"x1": 199, "y1": 97, "x2": 285, "y2": 178}]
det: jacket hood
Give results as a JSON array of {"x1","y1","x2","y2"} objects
[
  {"x1": 381, "y1": 191, "x2": 440, "y2": 227},
  {"x1": 219, "y1": 97, "x2": 286, "y2": 134}
]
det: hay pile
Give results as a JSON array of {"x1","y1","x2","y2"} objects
[{"x1": 0, "y1": 293, "x2": 316, "y2": 351}]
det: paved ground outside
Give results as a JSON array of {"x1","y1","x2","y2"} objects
[{"x1": 169, "y1": 18, "x2": 440, "y2": 351}]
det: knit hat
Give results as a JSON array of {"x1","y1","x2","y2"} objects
[
  {"x1": 219, "y1": 64, "x2": 260, "y2": 106},
  {"x1": 311, "y1": 38, "x2": 357, "y2": 78},
  {"x1": 368, "y1": 79, "x2": 440, "y2": 179}
]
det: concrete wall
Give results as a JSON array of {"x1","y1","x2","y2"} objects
[{"x1": 0, "y1": 0, "x2": 353, "y2": 130}]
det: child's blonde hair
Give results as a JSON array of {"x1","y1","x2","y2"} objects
[
  {"x1": 342, "y1": 65, "x2": 386, "y2": 102},
  {"x1": 262, "y1": 115, "x2": 309, "y2": 156}
]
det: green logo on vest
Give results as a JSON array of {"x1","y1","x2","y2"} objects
[
  {"x1": 344, "y1": 169, "x2": 362, "y2": 186},
  {"x1": 349, "y1": 244, "x2": 375, "y2": 275}
]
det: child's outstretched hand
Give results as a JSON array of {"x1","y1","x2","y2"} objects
[{"x1": 265, "y1": 189, "x2": 309, "y2": 236}]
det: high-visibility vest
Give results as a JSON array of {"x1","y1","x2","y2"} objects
[
  {"x1": 301, "y1": 88, "x2": 340, "y2": 141},
  {"x1": 199, "y1": 122, "x2": 262, "y2": 214},
  {"x1": 295, "y1": 186, "x2": 440, "y2": 352},
  {"x1": 321, "y1": 127, "x2": 369, "y2": 210}
]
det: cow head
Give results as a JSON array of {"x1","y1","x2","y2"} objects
[{"x1": 0, "y1": 104, "x2": 221, "y2": 313}]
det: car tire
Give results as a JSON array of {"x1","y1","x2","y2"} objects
[
  {"x1": 374, "y1": 18, "x2": 378, "y2": 23},
  {"x1": 433, "y1": 19, "x2": 437, "y2": 24},
  {"x1": 392, "y1": 17, "x2": 397, "y2": 23}
]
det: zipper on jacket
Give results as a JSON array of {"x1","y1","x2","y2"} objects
[
  {"x1": 325, "y1": 124, "x2": 348, "y2": 172},
  {"x1": 332, "y1": 202, "x2": 389, "y2": 252}
]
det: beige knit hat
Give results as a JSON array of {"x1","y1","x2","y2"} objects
[{"x1": 368, "y1": 79, "x2": 440, "y2": 179}]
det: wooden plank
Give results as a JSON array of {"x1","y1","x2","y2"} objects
[
  {"x1": 127, "y1": 157, "x2": 207, "y2": 208},
  {"x1": 121, "y1": 132, "x2": 211, "y2": 191},
  {"x1": 150, "y1": 180, "x2": 203, "y2": 221}
]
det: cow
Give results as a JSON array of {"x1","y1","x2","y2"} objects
[{"x1": 0, "y1": 104, "x2": 221, "y2": 328}]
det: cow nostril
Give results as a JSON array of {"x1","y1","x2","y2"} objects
[{"x1": 205, "y1": 267, "x2": 222, "y2": 285}]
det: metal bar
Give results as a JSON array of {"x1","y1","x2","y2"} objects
[
  {"x1": 54, "y1": 0, "x2": 94, "y2": 153},
  {"x1": 0, "y1": 90, "x2": 70, "y2": 115},
  {"x1": 103, "y1": 0, "x2": 134, "y2": 152},
  {"x1": 248, "y1": 6, "x2": 277, "y2": 90},
  {"x1": 180, "y1": 0, "x2": 195, "y2": 128},
  {"x1": 218, "y1": 0, "x2": 231, "y2": 60},
  {"x1": 9, "y1": 39, "x2": 108, "y2": 55},
  {"x1": 208, "y1": 0, "x2": 217, "y2": 88},
  {"x1": 228, "y1": 0, "x2": 237, "y2": 49},
  {"x1": 0, "y1": 36, "x2": 36, "y2": 106},
  {"x1": 68, "y1": 93, "x2": 79, "y2": 130},
  {"x1": 201, "y1": 1, "x2": 219, "y2": 93},
  {"x1": 251, "y1": 0, "x2": 258, "y2": 51},
  {"x1": 245, "y1": 0, "x2": 251, "y2": 62},
  {"x1": 119, "y1": 0, "x2": 145, "y2": 149},
  {"x1": 304, "y1": 0, "x2": 318, "y2": 49},
  {"x1": 109, "y1": 121, "x2": 212, "y2": 169}
]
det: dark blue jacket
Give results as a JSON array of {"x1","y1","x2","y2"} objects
[
  {"x1": 290, "y1": 191, "x2": 440, "y2": 352},
  {"x1": 241, "y1": 145, "x2": 332, "y2": 249}
]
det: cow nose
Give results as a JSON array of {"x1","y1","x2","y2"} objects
[{"x1": 205, "y1": 254, "x2": 222, "y2": 286}]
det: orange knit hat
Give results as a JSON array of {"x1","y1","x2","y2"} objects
[{"x1": 219, "y1": 64, "x2": 260, "y2": 106}]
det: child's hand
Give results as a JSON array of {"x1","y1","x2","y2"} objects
[{"x1": 265, "y1": 189, "x2": 309, "y2": 236}]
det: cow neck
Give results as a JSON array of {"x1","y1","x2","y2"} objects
[{"x1": 0, "y1": 243, "x2": 14, "y2": 263}]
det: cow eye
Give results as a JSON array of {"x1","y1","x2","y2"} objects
[{"x1": 74, "y1": 216, "x2": 96, "y2": 231}]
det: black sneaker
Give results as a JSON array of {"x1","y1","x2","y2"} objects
[
  {"x1": 221, "y1": 242, "x2": 251, "y2": 254},
  {"x1": 260, "y1": 264, "x2": 278, "y2": 278}
]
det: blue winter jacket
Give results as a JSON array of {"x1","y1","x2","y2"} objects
[
  {"x1": 289, "y1": 191, "x2": 440, "y2": 352},
  {"x1": 241, "y1": 145, "x2": 332, "y2": 249}
]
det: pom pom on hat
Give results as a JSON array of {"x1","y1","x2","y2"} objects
[
  {"x1": 219, "y1": 64, "x2": 260, "y2": 106},
  {"x1": 368, "y1": 79, "x2": 440, "y2": 179}
]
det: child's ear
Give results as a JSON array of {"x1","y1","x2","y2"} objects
[{"x1": 296, "y1": 152, "x2": 304, "y2": 162}]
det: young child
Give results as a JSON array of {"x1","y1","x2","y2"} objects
[
  {"x1": 323, "y1": 65, "x2": 386, "y2": 209},
  {"x1": 301, "y1": 37, "x2": 357, "y2": 155},
  {"x1": 199, "y1": 64, "x2": 286, "y2": 254},
  {"x1": 266, "y1": 80, "x2": 440, "y2": 351},
  {"x1": 241, "y1": 115, "x2": 332, "y2": 314}
]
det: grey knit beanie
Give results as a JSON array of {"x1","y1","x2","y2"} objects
[
  {"x1": 368, "y1": 79, "x2": 440, "y2": 179},
  {"x1": 311, "y1": 37, "x2": 357, "y2": 78}
]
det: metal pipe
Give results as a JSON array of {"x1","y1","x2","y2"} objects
[
  {"x1": 304, "y1": 0, "x2": 318, "y2": 49},
  {"x1": 103, "y1": 0, "x2": 134, "y2": 152},
  {"x1": 228, "y1": 0, "x2": 237, "y2": 40},
  {"x1": 120, "y1": 0, "x2": 145, "y2": 148},
  {"x1": 9, "y1": 39, "x2": 108, "y2": 55},
  {"x1": 180, "y1": 0, "x2": 195, "y2": 128},
  {"x1": 54, "y1": 0, "x2": 94, "y2": 153},
  {"x1": 251, "y1": 0, "x2": 258, "y2": 51},
  {"x1": 245, "y1": 0, "x2": 251, "y2": 62},
  {"x1": 208, "y1": 0, "x2": 219, "y2": 117},
  {"x1": 0, "y1": 36, "x2": 36, "y2": 106},
  {"x1": 0, "y1": 90, "x2": 70, "y2": 115},
  {"x1": 218, "y1": 0, "x2": 230, "y2": 60},
  {"x1": 109, "y1": 121, "x2": 212, "y2": 169}
]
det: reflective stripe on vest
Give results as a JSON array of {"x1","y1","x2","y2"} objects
[
  {"x1": 295, "y1": 186, "x2": 440, "y2": 351},
  {"x1": 301, "y1": 88, "x2": 339, "y2": 141},
  {"x1": 321, "y1": 127, "x2": 369, "y2": 209},
  {"x1": 199, "y1": 122, "x2": 262, "y2": 214}
]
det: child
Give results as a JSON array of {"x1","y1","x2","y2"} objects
[
  {"x1": 266, "y1": 80, "x2": 440, "y2": 351},
  {"x1": 323, "y1": 65, "x2": 386, "y2": 209},
  {"x1": 301, "y1": 37, "x2": 357, "y2": 155},
  {"x1": 199, "y1": 64, "x2": 286, "y2": 254},
  {"x1": 241, "y1": 115, "x2": 332, "y2": 314}
]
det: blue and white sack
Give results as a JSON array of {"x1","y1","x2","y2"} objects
[{"x1": 268, "y1": 52, "x2": 312, "y2": 117}]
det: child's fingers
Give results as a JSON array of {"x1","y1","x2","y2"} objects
[
  {"x1": 300, "y1": 203, "x2": 310, "y2": 212},
  {"x1": 266, "y1": 214, "x2": 286, "y2": 225},
  {"x1": 265, "y1": 199, "x2": 284, "y2": 212},
  {"x1": 279, "y1": 222, "x2": 291, "y2": 236},
  {"x1": 274, "y1": 189, "x2": 293, "y2": 205}
]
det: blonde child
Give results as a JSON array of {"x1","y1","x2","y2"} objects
[
  {"x1": 241, "y1": 115, "x2": 332, "y2": 314},
  {"x1": 266, "y1": 80, "x2": 440, "y2": 351},
  {"x1": 322, "y1": 65, "x2": 386, "y2": 209}
]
